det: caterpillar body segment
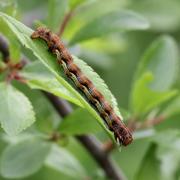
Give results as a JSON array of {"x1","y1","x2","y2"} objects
[{"x1": 31, "y1": 27, "x2": 133, "y2": 146}]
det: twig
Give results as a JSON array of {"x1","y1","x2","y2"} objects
[
  {"x1": 58, "y1": 10, "x2": 74, "y2": 37},
  {"x1": 44, "y1": 92, "x2": 125, "y2": 180},
  {"x1": 138, "y1": 116, "x2": 165, "y2": 129},
  {"x1": 76, "y1": 135, "x2": 126, "y2": 180},
  {"x1": 0, "y1": 34, "x2": 10, "y2": 63},
  {"x1": 0, "y1": 35, "x2": 28, "y2": 83}
]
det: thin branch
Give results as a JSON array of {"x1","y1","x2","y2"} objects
[
  {"x1": 138, "y1": 116, "x2": 165, "y2": 129},
  {"x1": 58, "y1": 10, "x2": 74, "y2": 37},
  {"x1": 44, "y1": 92, "x2": 125, "y2": 180},
  {"x1": 0, "y1": 34, "x2": 10, "y2": 63},
  {"x1": 76, "y1": 135, "x2": 126, "y2": 180}
]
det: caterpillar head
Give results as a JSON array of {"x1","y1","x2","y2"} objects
[
  {"x1": 31, "y1": 27, "x2": 59, "y2": 53},
  {"x1": 112, "y1": 120, "x2": 133, "y2": 146},
  {"x1": 31, "y1": 27, "x2": 49, "y2": 39}
]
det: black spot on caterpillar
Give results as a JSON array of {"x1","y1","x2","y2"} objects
[{"x1": 31, "y1": 27, "x2": 133, "y2": 146}]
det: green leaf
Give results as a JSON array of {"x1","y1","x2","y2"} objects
[
  {"x1": 131, "y1": 72, "x2": 177, "y2": 116},
  {"x1": 70, "y1": 10, "x2": 149, "y2": 44},
  {"x1": 79, "y1": 48, "x2": 113, "y2": 70},
  {"x1": 0, "y1": 61, "x2": 6, "y2": 68},
  {"x1": 134, "y1": 129, "x2": 156, "y2": 140},
  {"x1": 129, "y1": 0, "x2": 180, "y2": 31},
  {"x1": 112, "y1": 138, "x2": 151, "y2": 180},
  {"x1": 0, "y1": 1, "x2": 20, "y2": 62},
  {"x1": 47, "y1": 0, "x2": 68, "y2": 32},
  {"x1": 0, "y1": 0, "x2": 17, "y2": 17},
  {"x1": 161, "y1": 95, "x2": 180, "y2": 118},
  {"x1": 73, "y1": 55, "x2": 122, "y2": 119},
  {"x1": 151, "y1": 130, "x2": 180, "y2": 180},
  {"x1": 0, "y1": 138, "x2": 51, "y2": 178},
  {"x1": 157, "y1": 146, "x2": 180, "y2": 180},
  {"x1": 0, "y1": 12, "x2": 119, "y2": 141},
  {"x1": 21, "y1": 61, "x2": 82, "y2": 107},
  {"x1": 0, "y1": 20, "x2": 21, "y2": 63},
  {"x1": 45, "y1": 145, "x2": 87, "y2": 178},
  {"x1": 135, "y1": 144, "x2": 161, "y2": 180},
  {"x1": 21, "y1": 166, "x2": 78, "y2": 180},
  {"x1": 69, "y1": 0, "x2": 87, "y2": 9},
  {"x1": 151, "y1": 130, "x2": 180, "y2": 147},
  {"x1": 0, "y1": 82, "x2": 35, "y2": 135},
  {"x1": 135, "y1": 35, "x2": 179, "y2": 91},
  {"x1": 59, "y1": 108, "x2": 101, "y2": 135}
]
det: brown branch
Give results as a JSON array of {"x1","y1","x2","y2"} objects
[
  {"x1": 138, "y1": 116, "x2": 165, "y2": 129},
  {"x1": 0, "y1": 34, "x2": 28, "y2": 83},
  {"x1": 44, "y1": 92, "x2": 125, "y2": 180},
  {"x1": 58, "y1": 10, "x2": 74, "y2": 37},
  {"x1": 76, "y1": 135, "x2": 125, "y2": 180},
  {"x1": 0, "y1": 34, "x2": 10, "y2": 63}
]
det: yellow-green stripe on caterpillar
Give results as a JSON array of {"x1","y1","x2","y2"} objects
[{"x1": 31, "y1": 27, "x2": 133, "y2": 146}]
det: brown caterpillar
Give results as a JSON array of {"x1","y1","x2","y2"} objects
[{"x1": 31, "y1": 27, "x2": 133, "y2": 146}]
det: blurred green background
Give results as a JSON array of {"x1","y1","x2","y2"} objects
[{"x1": 0, "y1": 0, "x2": 180, "y2": 180}]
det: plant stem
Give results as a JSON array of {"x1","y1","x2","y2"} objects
[{"x1": 58, "y1": 10, "x2": 74, "y2": 37}]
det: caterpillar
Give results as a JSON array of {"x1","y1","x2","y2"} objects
[{"x1": 31, "y1": 27, "x2": 133, "y2": 146}]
